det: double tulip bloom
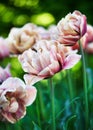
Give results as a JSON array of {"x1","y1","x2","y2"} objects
[
  {"x1": 0, "y1": 77, "x2": 37, "y2": 123},
  {"x1": 6, "y1": 23, "x2": 40, "y2": 54},
  {"x1": 19, "y1": 40, "x2": 81, "y2": 85},
  {"x1": 57, "y1": 10, "x2": 87, "y2": 46}
]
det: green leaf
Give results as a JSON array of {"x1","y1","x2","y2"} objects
[
  {"x1": 32, "y1": 122, "x2": 41, "y2": 130},
  {"x1": 65, "y1": 115, "x2": 77, "y2": 129}
]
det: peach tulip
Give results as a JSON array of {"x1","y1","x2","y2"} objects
[
  {"x1": 7, "y1": 23, "x2": 39, "y2": 54},
  {"x1": 57, "y1": 10, "x2": 87, "y2": 46},
  {"x1": 0, "y1": 77, "x2": 37, "y2": 123},
  {"x1": 18, "y1": 40, "x2": 81, "y2": 85}
]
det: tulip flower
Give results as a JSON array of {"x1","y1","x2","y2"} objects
[
  {"x1": 57, "y1": 10, "x2": 87, "y2": 46},
  {"x1": 6, "y1": 23, "x2": 39, "y2": 54},
  {"x1": 0, "y1": 77, "x2": 37, "y2": 123},
  {"x1": 18, "y1": 40, "x2": 81, "y2": 85}
]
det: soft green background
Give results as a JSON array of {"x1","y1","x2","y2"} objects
[{"x1": 0, "y1": 0, "x2": 93, "y2": 36}]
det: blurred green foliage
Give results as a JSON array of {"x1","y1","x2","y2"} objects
[{"x1": 0, "y1": 0, "x2": 93, "y2": 36}]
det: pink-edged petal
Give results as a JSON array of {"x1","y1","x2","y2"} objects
[
  {"x1": 39, "y1": 61, "x2": 60, "y2": 76},
  {"x1": 63, "y1": 54, "x2": 81, "y2": 69},
  {"x1": 22, "y1": 62, "x2": 39, "y2": 74},
  {"x1": 15, "y1": 104, "x2": 26, "y2": 119},
  {"x1": 0, "y1": 77, "x2": 25, "y2": 90},
  {"x1": 48, "y1": 61, "x2": 61, "y2": 74},
  {"x1": 8, "y1": 99, "x2": 19, "y2": 113},
  {"x1": 24, "y1": 86, "x2": 37, "y2": 106},
  {"x1": 2, "y1": 112, "x2": 16, "y2": 123},
  {"x1": 2, "y1": 103, "x2": 26, "y2": 123},
  {"x1": 39, "y1": 52, "x2": 50, "y2": 69},
  {"x1": 80, "y1": 15, "x2": 87, "y2": 36},
  {"x1": 24, "y1": 74, "x2": 44, "y2": 85}
]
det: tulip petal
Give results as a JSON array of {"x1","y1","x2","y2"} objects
[
  {"x1": 24, "y1": 86, "x2": 37, "y2": 106},
  {"x1": 2, "y1": 112, "x2": 16, "y2": 123},
  {"x1": 24, "y1": 74, "x2": 44, "y2": 85},
  {"x1": 63, "y1": 54, "x2": 81, "y2": 69}
]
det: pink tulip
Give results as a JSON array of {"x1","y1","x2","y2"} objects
[
  {"x1": 0, "y1": 77, "x2": 37, "y2": 123},
  {"x1": 57, "y1": 10, "x2": 87, "y2": 46},
  {"x1": 7, "y1": 23, "x2": 40, "y2": 54},
  {"x1": 0, "y1": 37, "x2": 10, "y2": 59},
  {"x1": 0, "y1": 64, "x2": 11, "y2": 84},
  {"x1": 80, "y1": 24, "x2": 93, "y2": 53},
  {"x1": 72, "y1": 24, "x2": 93, "y2": 53},
  {"x1": 18, "y1": 40, "x2": 81, "y2": 85}
]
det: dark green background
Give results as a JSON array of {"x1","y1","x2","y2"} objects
[{"x1": 0, "y1": 0, "x2": 92, "y2": 36}]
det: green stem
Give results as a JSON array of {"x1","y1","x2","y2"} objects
[
  {"x1": 38, "y1": 87, "x2": 46, "y2": 119},
  {"x1": 36, "y1": 97, "x2": 41, "y2": 128},
  {"x1": 67, "y1": 69, "x2": 74, "y2": 111},
  {"x1": 79, "y1": 41, "x2": 89, "y2": 129},
  {"x1": 49, "y1": 78, "x2": 56, "y2": 130}
]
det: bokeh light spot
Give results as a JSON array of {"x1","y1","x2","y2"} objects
[
  {"x1": 13, "y1": 15, "x2": 29, "y2": 26},
  {"x1": 31, "y1": 13, "x2": 55, "y2": 27}
]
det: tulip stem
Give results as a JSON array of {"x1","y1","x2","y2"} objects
[
  {"x1": 38, "y1": 87, "x2": 46, "y2": 119},
  {"x1": 79, "y1": 41, "x2": 89, "y2": 129},
  {"x1": 36, "y1": 97, "x2": 41, "y2": 128},
  {"x1": 49, "y1": 78, "x2": 56, "y2": 130},
  {"x1": 67, "y1": 69, "x2": 74, "y2": 111}
]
